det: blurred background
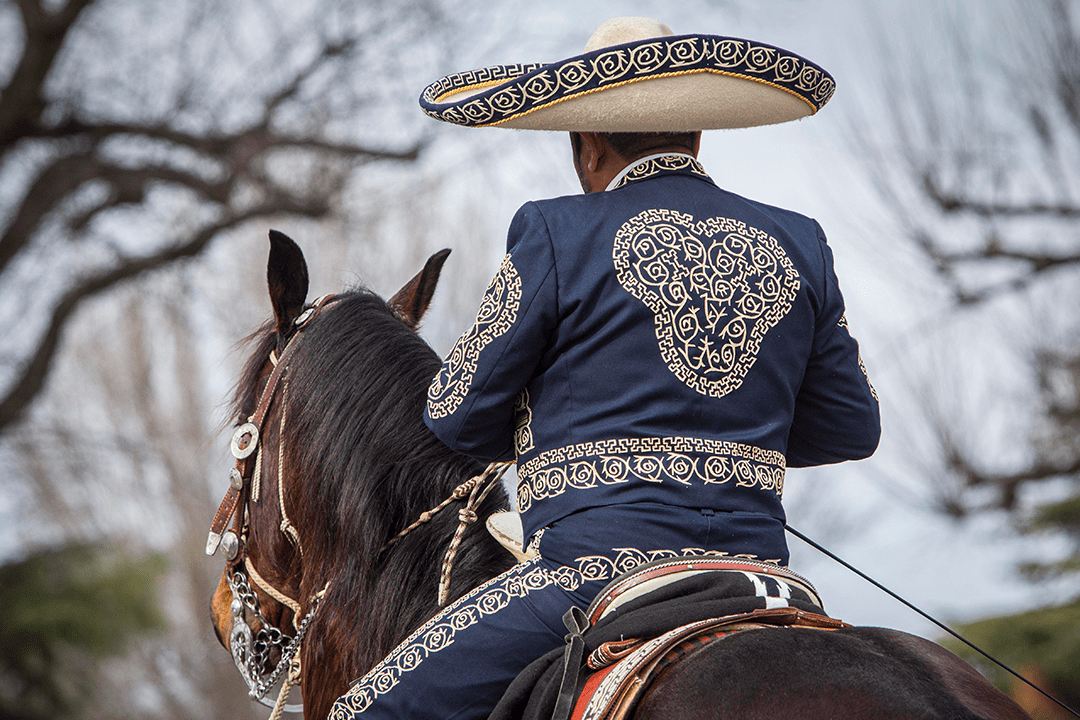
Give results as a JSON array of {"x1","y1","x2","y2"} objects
[{"x1": 0, "y1": 0, "x2": 1077, "y2": 717}]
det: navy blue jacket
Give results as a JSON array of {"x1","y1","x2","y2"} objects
[{"x1": 425, "y1": 154, "x2": 879, "y2": 547}]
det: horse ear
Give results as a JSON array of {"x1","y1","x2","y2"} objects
[
  {"x1": 389, "y1": 248, "x2": 451, "y2": 330},
  {"x1": 267, "y1": 230, "x2": 309, "y2": 336}
]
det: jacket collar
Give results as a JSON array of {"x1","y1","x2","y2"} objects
[{"x1": 606, "y1": 153, "x2": 712, "y2": 191}]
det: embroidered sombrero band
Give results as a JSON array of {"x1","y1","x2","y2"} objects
[{"x1": 419, "y1": 17, "x2": 835, "y2": 132}]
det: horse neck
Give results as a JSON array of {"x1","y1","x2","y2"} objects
[
  {"x1": 258, "y1": 295, "x2": 513, "y2": 711},
  {"x1": 294, "y1": 430, "x2": 513, "y2": 716}
]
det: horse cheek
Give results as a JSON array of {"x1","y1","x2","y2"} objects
[{"x1": 210, "y1": 571, "x2": 234, "y2": 649}]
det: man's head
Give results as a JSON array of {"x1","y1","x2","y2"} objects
[{"x1": 570, "y1": 131, "x2": 701, "y2": 193}]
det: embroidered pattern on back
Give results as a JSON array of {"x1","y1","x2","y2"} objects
[{"x1": 613, "y1": 209, "x2": 800, "y2": 398}]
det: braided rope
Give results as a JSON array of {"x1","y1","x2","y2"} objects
[
  {"x1": 277, "y1": 384, "x2": 303, "y2": 555},
  {"x1": 244, "y1": 555, "x2": 302, "y2": 616},
  {"x1": 387, "y1": 466, "x2": 498, "y2": 546},
  {"x1": 437, "y1": 462, "x2": 511, "y2": 606},
  {"x1": 251, "y1": 442, "x2": 263, "y2": 503},
  {"x1": 267, "y1": 655, "x2": 301, "y2": 720}
]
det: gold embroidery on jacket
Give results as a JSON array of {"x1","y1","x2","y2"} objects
[
  {"x1": 513, "y1": 388, "x2": 535, "y2": 457},
  {"x1": 838, "y1": 314, "x2": 878, "y2": 401},
  {"x1": 516, "y1": 436, "x2": 786, "y2": 513},
  {"x1": 427, "y1": 254, "x2": 522, "y2": 419},
  {"x1": 613, "y1": 209, "x2": 800, "y2": 398},
  {"x1": 611, "y1": 155, "x2": 711, "y2": 189}
]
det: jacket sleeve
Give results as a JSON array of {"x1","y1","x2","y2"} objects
[
  {"x1": 424, "y1": 202, "x2": 558, "y2": 462},
  {"x1": 786, "y1": 224, "x2": 881, "y2": 467}
]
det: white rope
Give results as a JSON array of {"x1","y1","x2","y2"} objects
[
  {"x1": 244, "y1": 555, "x2": 302, "y2": 616},
  {"x1": 251, "y1": 442, "x2": 263, "y2": 503}
]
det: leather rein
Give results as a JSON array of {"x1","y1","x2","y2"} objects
[{"x1": 207, "y1": 294, "x2": 509, "y2": 716}]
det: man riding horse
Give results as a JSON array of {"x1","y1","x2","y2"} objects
[{"x1": 330, "y1": 16, "x2": 879, "y2": 720}]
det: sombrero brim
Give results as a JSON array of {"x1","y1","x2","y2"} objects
[{"x1": 419, "y1": 34, "x2": 835, "y2": 132}]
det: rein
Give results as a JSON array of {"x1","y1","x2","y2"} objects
[
  {"x1": 786, "y1": 524, "x2": 1080, "y2": 719},
  {"x1": 387, "y1": 460, "x2": 512, "y2": 606}
]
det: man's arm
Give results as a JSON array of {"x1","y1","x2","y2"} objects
[
  {"x1": 424, "y1": 203, "x2": 558, "y2": 461},
  {"x1": 786, "y1": 227, "x2": 880, "y2": 467}
]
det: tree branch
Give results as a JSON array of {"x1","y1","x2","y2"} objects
[
  {"x1": 19, "y1": 117, "x2": 422, "y2": 162},
  {"x1": 0, "y1": 195, "x2": 330, "y2": 434},
  {"x1": 942, "y1": 451, "x2": 1080, "y2": 515},
  {"x1": 0, "y1": 0, "x2": 96, "y2": 146},
  {"x1": 0, "y1": 0, "x2": 429, "y2": 438},
  {"x1": 0, "y1": 127, "x2": 420, "y2": 278},
  {"x1": 264, "y1": 37, "x2": 357, "y2": 117},
  {"x1": 922, "y1": 172, "x2": 1080, "y2": 219},
  {"x1": 911, "y1": 224, "x2": 1080, "y2": 305},
  {"x1": 0, "y1": 149, "x2": 101, "y2": 277}
]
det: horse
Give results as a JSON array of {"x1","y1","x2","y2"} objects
[{"x1": 209, "y1": 230, "x2": 1031, "y2": 720}]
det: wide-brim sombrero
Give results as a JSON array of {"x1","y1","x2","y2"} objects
[{"x1": 419, "y1": 17, "x2": 835, "y2": 132}]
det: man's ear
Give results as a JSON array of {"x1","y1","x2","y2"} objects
[
  {"x1": 578, "y1": 131, "x2": 606, "y2": 172},
  {"x1": 571, "y1": 132, "x2": 609, "y2": 193}
]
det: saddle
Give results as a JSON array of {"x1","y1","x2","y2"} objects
[
  {"x1": 565, "y1": 557, "x2": 846, "y2": 720},
  {"x1": 490, "y1": 553, "x2": 848, "y2": 720}
]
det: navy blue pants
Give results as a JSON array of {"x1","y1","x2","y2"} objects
[{"x1": 329, "y1": 503, "x2": 787, "y2": 720}]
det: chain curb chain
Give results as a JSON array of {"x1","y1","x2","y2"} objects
[
  {"x1": 228, "y1": 566, "x2": 298, "y2": 700},
  {"x1": 254, "y1": 585, "x2": 322, "y2": 700}
]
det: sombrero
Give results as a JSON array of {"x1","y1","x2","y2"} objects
[{"x1": 419, "y1": 17, "x2": 835, "y2": 132}]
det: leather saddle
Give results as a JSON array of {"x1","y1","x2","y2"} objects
[
  {"x1": 484, "y1": 513, "x2": 847, "y2": 720},
  {"x1": 554, "y1": 556, "x2": 848, "y2": 720}
]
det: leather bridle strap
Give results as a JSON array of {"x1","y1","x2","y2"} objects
[{"x1": 206, "y1": 294, "x2": 337, "y2": 557}]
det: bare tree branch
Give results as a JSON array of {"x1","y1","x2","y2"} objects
[
  {"x1": 0, "y1": 191, "x2": 332, "y2": 432},
  {"x1": 922, "y1": 172, "x2": 1080, "y2": 219},
  {"x1": 0, "y1": 120, "x2": 420, "y2": 278},
  {"x1": 0, "y1": 0, "x2": 431, "y2": 436},
  {"x1": 851, "y1": 1, "x2": 1080, "y2": 572},
  {"x1": 0, "y1": 0, "x2": 96, "y2": 145}
]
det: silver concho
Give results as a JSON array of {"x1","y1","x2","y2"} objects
[
  {"x1": 221, "y1": 530, "x2": 241, "y2": 561},
  {"x1": 231, "y1": 423, "x2": 259, "y2": 459},
  {"x1": 293, "y1": 307, "x2": 314, "y2": 327},
  {"x1": 229, "y1": 467, "x2": 244, "y2": 490}
]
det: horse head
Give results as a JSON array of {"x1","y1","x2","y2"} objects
[{"x1": 209, "y1": 231, "x2": 510, "y2": 719}]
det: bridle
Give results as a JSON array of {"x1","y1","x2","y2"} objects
[
  {"x1": 206, "y1": 294, "x2": 337, "y2": 717},
  {"x1": 206, "y1": 293, "x2": 511, "y2": 717}
]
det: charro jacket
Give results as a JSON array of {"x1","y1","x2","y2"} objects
[{"x1": 424, "y1": 154, "x2": 880, "y2": 550}]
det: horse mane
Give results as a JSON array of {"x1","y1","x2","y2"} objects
[{"x1": 231, "y1": 286, "x2": 513, "y2": 710}]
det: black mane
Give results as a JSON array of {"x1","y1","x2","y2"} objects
[{"x1": 232, "y1": 286, "x2": 513, "y2": 685}]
